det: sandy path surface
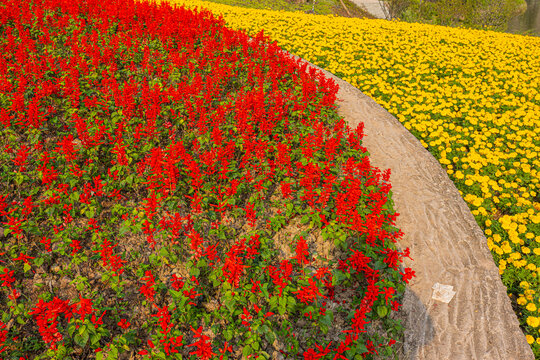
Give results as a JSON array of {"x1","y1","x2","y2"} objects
[
  {"x1": 349, "y1": 0, "x2": 386, "y2": 18},
  {"x1": 286, "y1": 54, "x2": 534, "y2": 359}
]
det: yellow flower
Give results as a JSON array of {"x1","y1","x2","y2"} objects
[
  {"x1": 527, "y1": 303, "x2": 538, "y2": 312},
  {"x1": 527, "y1": 316, "x2": 540, "y2": 328}
]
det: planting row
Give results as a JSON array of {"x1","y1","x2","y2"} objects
[
  {"x1": 0, "y1": 0, "x2": 412, "y2": 358},
  {"x1": 167, "y1": 0, "x2": 540, "y2": 356}
]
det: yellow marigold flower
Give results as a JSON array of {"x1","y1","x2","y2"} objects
[
  {"x1": 527, "y1": 303, "x2": 538, "y2": 312},
  {"x1": 518, "y1": 297, "x2": 528, "y2": 306},
  {"x1": 527, "y1": 316, "x2": 540, "y2": 328},
  {"x1": 526, "y1": 334, "x2": 534, "y2": 344}
]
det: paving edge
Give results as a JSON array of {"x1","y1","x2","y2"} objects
[{"x1": 289, "y1": 56, "x2": 534, "y2": 359}]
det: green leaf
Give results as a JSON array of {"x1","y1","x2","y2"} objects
[
  {"x1": 56, "y1": 344, "x2": 68, "y2": 359},
  {"x1": 90, "y1": 333, "x2": 101, "y2": 346},
  {"x1": 377, "y1": 305, "x2": 389, "y2": 318},
  {"x1": 287, "y1": 296, "x2": 296, "y2": 309},
  {"x1": 74, "y1": 331, "x2": 89, "y2": 347},
  {"x1": 108, "y1": 344, "x2": 119, "y2": 359},
  {"x1": 263, "y1": 329, "x2": 275, "y2": 344},
  {"x1": 197, "y1": 258, "x2": 207, "y2": 268},
  {"x1": 224, "y1": 329, "x2": 233, "y2": 341},
  {"x1": 242, "y1": 345, "x2": 253, "y2": 358},
  {"x1": 224, "y1": 297, "x2": 236, "y2": 313},
  {"x1": 119, "y1": 225, "x2": 130, "y2": 236},
  {"x1": 355, "y1": 342, "x2": 368, "y2": 354},
  {"x1": 79, "y1": 325, "x2": 87, "y2": 335},
  {"x1": 34, "y1": 257, "x2": 44, "y2": 267},
  {"x1": 278, "y1": 296, "x2": 287, "y2": 315},
  {"x1": 23, "y1": 263, "x2": 31, "y2": 273},
  {"x1": 269, "y1": 295, "x2": 277, "y2": 309},
  {"x1": 320, "y1": 323, "x2": 329, "y2": 335}
]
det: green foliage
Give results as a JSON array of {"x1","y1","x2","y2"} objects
[{"x1": 380, "y1": 0, "x2": 527, "y2": 30}]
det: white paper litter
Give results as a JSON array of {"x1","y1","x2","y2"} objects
[{"x1": 431, "y1": 283, "x2": 456, "y2": 303}]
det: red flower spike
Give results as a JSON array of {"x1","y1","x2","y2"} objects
[
  {"x1": 187, "y1": 326, "x2": 216, "y2": 360},
  {"x1": 294, "y1": 236, "x2": 309, "y2": 266}
]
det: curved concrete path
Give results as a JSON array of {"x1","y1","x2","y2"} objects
[
  {"x1": 292, "y1": 57, "x2": 534, "y2": 359},
  {"x1": 349, "y1": 0, "x2": 387, "y2": 19}
]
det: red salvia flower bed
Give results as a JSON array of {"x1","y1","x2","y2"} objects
[{"x1": 0, "y1": 0, "x2": 414, "y2": 358}]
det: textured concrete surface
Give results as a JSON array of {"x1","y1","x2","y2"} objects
[
  {"x1": 349, "y1": 0, "x2": 386, "y2": 19},
  {"x1": 292, "y1": 56, "x2": 534, "y2": 359}
]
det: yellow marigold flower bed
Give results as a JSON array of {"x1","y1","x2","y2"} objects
[{"x1": 158, "y1": 0, "x2": 540, "y2": 354}]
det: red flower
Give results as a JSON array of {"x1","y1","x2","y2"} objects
[
  {"x1": 29, "y1": 297, "x2": 72, "y2": 347},
  {"x1": 140, "y1": 270, "x2": 156, "y2": 302},
  {"x1": 170, "y1": 274, "x2": 184, "y2": 291},
  {"x1": 383, "y1": 286, "x2": 395, "y2": 305},
  {"x1": 344, "y1": 308, "x2": 369, "y2": 334},
  {"x1": 55, "y1": 134, "x2": 77, "y2": 162},
  {"x1": 293, "y1": 278, "x2": 322, "y2": 305},
  {"x1": 281, "y1": 182, "x2": 293, "y2": 199},
  {"x1": 222, "y1": 239, "x2": 249, "y2": 288},
  {"x1": 12, "y1": 144, "x2": 30, "y2": 172},
  {"x1": 294, "y1": 236, "x2": 309, "y2": 266},
  {"x1": 0, "y1": 268, "x2": 15, "y2": 288},
  {"x1": 118, "y1": 319, "x2": 131, "y2": 329},
  {"x1": 21, "y1": 196, "x2": 35, "y2": 218},
  {"x1": 219, "y1": 341, "x2": 232, "y2": 360},
  {"x1": 69, "y1": 239, "x2": 81, "y2": 255},
  {"x1": 40, "y1": 237, "x2": 52, "y2": 252},
  {"x1": 152, "y1": 305, "x2": 171, "y2": 333},
  {"x1": 12, "y1": 252, "x2": 35, "y2": 265},
  {"x1": 400, "y1": 267, "x2": 416, "y2": 284},
  {"x1": 0, "y1": 321, "x2": 8, "y2": 354},
  {"x1": 72, "y1": 294, "x2": 94, "y2": 321},
  {"x1": 91, "y1": 311, "x2": 106, "y2": 329},
  {"x1": 187, "y1": 326, "x2": 216, "y2": 360}
]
